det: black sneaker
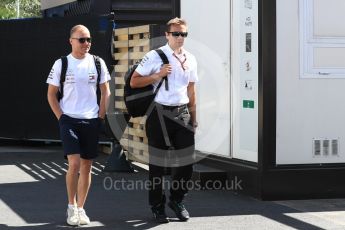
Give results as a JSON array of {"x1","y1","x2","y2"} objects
[
  {"x1": 168, "y1": 201, "x2": 190, "y2": 221},
  {"x1": 151, "y1": 204, "x2": 169, "y2": 223}
]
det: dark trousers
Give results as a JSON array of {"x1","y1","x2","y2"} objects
[{"x1": 145, "y1": 104, "x2": 195, "y2": 206}]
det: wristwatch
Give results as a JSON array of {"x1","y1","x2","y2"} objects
[{"x1": 193, "y1": 121, "x2": 198, "y2": 128}]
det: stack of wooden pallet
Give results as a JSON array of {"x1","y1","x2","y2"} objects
[
  {"x1": 120, "y1": 117, "x2": 149, "y2": 164},
  {"x1": 113, "y1": 24, "x2": 165, "y2": 164},
  {"x1": 113, "y1": 25, "x2": 149, "y2": 113}
]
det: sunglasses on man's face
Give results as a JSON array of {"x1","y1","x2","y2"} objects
[
  {"x1": 71, "y1": 37, "x2": 92, "y2": 44},
  {"x1": 167, "y1": 32, "x2": 188, "y2": 38}
]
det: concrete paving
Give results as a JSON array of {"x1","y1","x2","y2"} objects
[{"x1": 0, "y1": 144, "x2": 345, "y2": 230}]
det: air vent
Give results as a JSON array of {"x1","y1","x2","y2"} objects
[
  {"x1": 313, "y1": 138, "x2": 339, "y2": 156},
  {"x1": 332, "y1": 139, "x2": 339, "y2": 156},
  {"x1": 313, "y1": 139, "x2": 321, "y2": 156},
  {"x1": 323, "y1": 139, "x2": 329, "y2": 156}
]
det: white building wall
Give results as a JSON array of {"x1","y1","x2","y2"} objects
[
  {"x1": 231, "y1": 0, "x2": 259, "y2": 162},
  {"x1": 181, "y1": 0, "x2": 231, "y2": 157},
  {"x1": 276, "y1": 0, "x2": 345, "y2": 164}
]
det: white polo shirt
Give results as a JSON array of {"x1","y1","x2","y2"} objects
[
  {"x1": 46, "y1": 53, "x2": 111, "y2": 119},
  {"x1": 135, "y1": 44, "x2": 198, "y2": 106}
]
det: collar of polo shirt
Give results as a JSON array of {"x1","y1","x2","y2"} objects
[{"x1": 164, "y1": 43, "x2": 186, "y2": 56}]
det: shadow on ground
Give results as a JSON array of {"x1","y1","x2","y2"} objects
[{"x1": 0, "y1": 143, "x2": 344, "y2": 229}]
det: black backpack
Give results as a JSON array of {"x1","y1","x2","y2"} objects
[
  {"x1": 58, "y1": 55, "x2": 101, "y2": 102},
  {"x1": 124, "y1": 49, "x2": 169, "y2": 117}
]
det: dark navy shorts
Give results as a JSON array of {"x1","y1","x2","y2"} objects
[{"x1": 59, "y1": 114, "x2": 100, "y2": 160}]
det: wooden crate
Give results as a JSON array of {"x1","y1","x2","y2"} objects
[
  {"x1": 113, "y1": 24, "x2": 165, "y2": 164},
  {"x1": 112, "y1": 25, "x2": 166, "y2": 113},
  {"x1": 120, "y1": 117, "x2": 149, "y2": 164}
]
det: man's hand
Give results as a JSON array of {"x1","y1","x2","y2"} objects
[
  {"x1": 47, "y1": 84, "x2": 63, "y2": 121},
  {"x1": 58, "y1": 113, "x2": 64, "y2": 121},
  {"x1": 158, "y1": 64, "x2": 172, "y2": 78},
  {"x1": 98, "y1": 117, "x2": 106, "y2": 134}
]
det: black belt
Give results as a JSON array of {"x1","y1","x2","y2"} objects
[{"x1": 159, "y1": 104, "x2": 187, "y2": 112}]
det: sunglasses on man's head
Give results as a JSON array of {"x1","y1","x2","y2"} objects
[
  {"x1": 71, "y1": 37, "x2": 92, "y2": 44},
  {"x1": 167, "y1": 32, "x2": 188, "y2": 38}
]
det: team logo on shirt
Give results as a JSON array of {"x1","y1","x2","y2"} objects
[
  {"x1": 139, "y1": 55, "x2": 149, "y2": 66},
  {"x1": 65, "y1": 76, "x2": 75, "y2": 84},
  {"x1": 64, "y1": 69, "x2": 75, "y2": 84},
  {"x1": 47, "y1": 68, "x2": 54, "y2": 80},
  {"x1": 88, "y1": 73, "x2": 97, "y2": 83}
]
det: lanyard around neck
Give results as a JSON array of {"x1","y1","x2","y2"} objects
[{"x1": 173, "y1": 53, "x2": 187, "y2": 71}]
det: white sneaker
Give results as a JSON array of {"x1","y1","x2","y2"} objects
[
  {"x1": 78, "y1": 208, "x2": 90, "y2": 225},
  {"x1": 66, "y1": 205, "x2": 79, "y2": 226}
]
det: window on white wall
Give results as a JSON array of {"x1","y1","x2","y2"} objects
[{"x1": 300, "y1": 0, "x2": 345, "y2": 78}]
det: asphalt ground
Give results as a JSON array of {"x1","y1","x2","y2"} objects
[{"x1": 1, "y1": 144, "x2": 345, "y2": 230}]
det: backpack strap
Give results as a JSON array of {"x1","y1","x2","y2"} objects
[
  {"x1": 155, "y1": 49, "x2": 169, "y2": 64},
  {"x1": 93, "y1": 55, "x2": 101, "y2": 85},
  {"x1": 153, "y1": 49, "x2": 171, "y2": 148},
  {"x1": 59, "y1": 56, "x2": 68, "y2": 100},
  {"x1": 93, "y1": 55, "x2": 102, "y2": 105},
  {"x1": 155, "y1": 49, "x2": 169, "y2": 90}
]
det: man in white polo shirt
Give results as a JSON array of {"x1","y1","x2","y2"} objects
[
  {"x1": 130, "y1": 17, "x2": 198, "y2": 223},
  {"x1": 46, "y1": 25, "x2": 110, "y2": 226}
]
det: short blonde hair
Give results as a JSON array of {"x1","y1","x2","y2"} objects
[{"x1": 166, "y1": 17, "x2": 187, "y2": 31}]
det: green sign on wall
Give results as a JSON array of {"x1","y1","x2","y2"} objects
[{"x1": 243, "y1": 100, "x2": 254, "y2": 109}]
